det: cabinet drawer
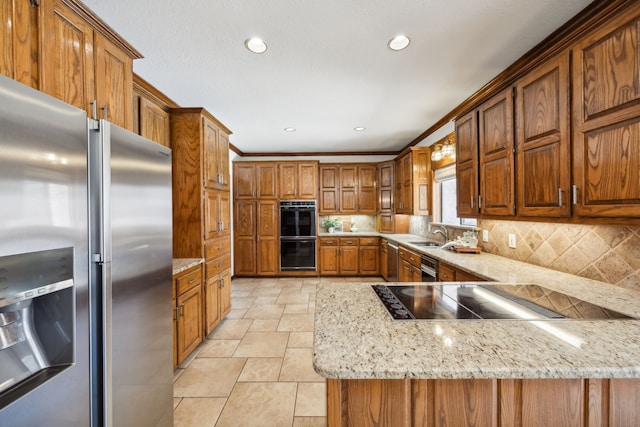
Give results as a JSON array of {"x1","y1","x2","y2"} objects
[
  {"x1": 206, "y1": 253, "x2": 231, "y2": 277},
  {"x1": 399, "y1": 246, "x2": 420, "y2": 267},
  {"x1": 438, "y1": 263, "x2": 456, "y2": 282},
  {"x1": 320, "y1": 237, "x2": 339, "y2": 246},
  {"x1": 339, "y1": 237, "x2": 358, "y2": 246},
  {"x1": 205, "y1": 237, "x2": 231, "y2": 260},
  {"x1": 175, "y1": 267, "x2": 202, "y2": 296},
  {"x1": 359, "y1": 237, "x2": 379, "y2": 246}
]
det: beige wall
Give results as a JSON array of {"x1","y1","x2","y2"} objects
[{"x1": 478, "y1": 220, "x2": 640, "y2": 293}]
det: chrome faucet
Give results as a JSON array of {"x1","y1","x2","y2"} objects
[{"x1": 430, "y1": 224, "x2": 449, "y2": 243}]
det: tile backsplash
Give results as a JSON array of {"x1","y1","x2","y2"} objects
[{"x1": 478, "y1": 219, "x2": 640, "y2": 292}]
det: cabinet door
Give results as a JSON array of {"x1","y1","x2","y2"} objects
[
  {"x1": 139, "y1": 96, "x2": 170, "y2": 147},
  {"x1": 516, "y1": 52, "x2": 571, "y2": 217},
  {"x1": 479, "y1": 88, "x2": 515, "y2": 215},
  {"x1": 176, "y1": 284, "x2": 203, "y2": 365},
  {"x1": 204, "y1": 190, "x2": 220, "y2": 240},
  {"x1": 438, "y1": 262, "x2": 456, "y2": 282},
  {"x1": 257, "y1": 200, "x2": 278, "y2": 275},
  {"x1": 399, "y1": 259, "x2": 411, "y2": 282},
  {"x1": 320, "y1": 165, "x2": 340, "y2": 213},
  {"x1": 278, "y1": 163, "x2": 297, "y2": 199},
  {"x1": 234, "y1": 163, "x2": 255, "y2": 199},
  {"x1": 320, "y1": 245, "x2": 339, "y2": 275},
  {"x1": 40, "y1": 0, "x2": 95, "y2": 114},
  {"x1": 401, "y1": 155, "x2": 413, "y2": 213},
  {"x1": 395, "y1": 157, "x2": 404, "y2": 213},
  {"x1": 94, "y1": 32, "x2": 133, "y2": 130},
  {"x1": 378, "y1": 161, "x2": 394, "y2": 213},
  {"x1": 2, "y1": 1, "x2": 38, "y2": 87},
  {"x1": 340, "y1": 246, "x2": 359, "y2": 275},
  {"x1": 358, "y1": 165, "x2": 377, "y2": 213},
  {"x1": 456, "y1": 110, "x2": 479, "y2": 216},
  {"x1": 380, "y1": 243, "x2": 388, "y2": 280},
  {"x1": 217, "y1": 132, "x2": 230, "y2": 191},
  {"x1": 233, "y1": 200, "x2": 256, "y2": 275},
  {"x1": 298, "y1": 162, "x2": 318, "y2": 199},
  {"x1": 203, "y1": 118, "x2": 220, "y2": 188},
  {"x1": 378, "y1": 214, "x2": 394, "y2": 234},
  {"x1": 256, "y1": 162, "x2": 277, "y2": 198},
  {"x1": 219, "y1": 191, "x2": 231, "y2": 235},
  {"x1": 359, "y1": 246, "x2": 379, "y2": 275},
  {"x1": 219, "y1": 268, "x2": 232, "y2": 319},
  {"x1": 204, "y1": 274, "x2": 221, "y2": 335},
  {"x1": 412, "y1": 150, "x2": 431, "y2": 215},
  {"x1": 340, "y1": 165, "x2": 358, "y2": 213},
  {"x1": 572, "y1": 7, "x2": 640, "y2": 218}
]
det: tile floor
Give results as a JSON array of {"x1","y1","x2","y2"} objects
[{"x1": 173, "y1": 276, "x2": 383, "y2": 427}]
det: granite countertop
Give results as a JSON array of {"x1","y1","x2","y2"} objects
[
  {"x1": 318, "y1": 231, "x2": 382, "y2": 237},
  {"x1": 172, "y1": 258, "x2": 204, "y2": 275},
  {"x1": 313, "y1": 232, "x2": 640, "y2": 380}
]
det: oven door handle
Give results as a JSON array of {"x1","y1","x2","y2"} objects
[{"x1": 421, "y1": 264, "x2": 437, "y2": 277}]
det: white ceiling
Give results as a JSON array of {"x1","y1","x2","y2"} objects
[{"x1": 83, "y1": 0, "x2": 592, "y2": 154}]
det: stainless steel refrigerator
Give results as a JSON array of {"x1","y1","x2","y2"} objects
[{"x1": 0, "y1": 74, "x2": 173, "y2": 426}]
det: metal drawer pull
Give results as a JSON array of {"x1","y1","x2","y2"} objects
[{"x1": 558, "y1": 188, "x2": 563, "y2": 207}]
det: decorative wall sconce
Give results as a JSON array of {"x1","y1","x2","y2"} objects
[{"x1": 431, "y1": 137, "x2": 456, "y2": 161}]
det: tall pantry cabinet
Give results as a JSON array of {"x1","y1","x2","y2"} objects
[{"x1": 171, "y1": 107, "x2": 233, "y2": 335}]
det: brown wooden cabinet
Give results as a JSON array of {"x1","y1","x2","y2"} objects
[
  {"x1": 132, "y1": 74, "x2": 175, "y2": 148},
  {"x1": 256, "y1": 200, "x2": 279, "y2": 275},
  {"x1": 319, "y1": 163, "x2": 376, "y2": 214},
  {"x1": 204, "y1": 267, "x2": 231, "y2": 335},
  {"x1": 455, "y1": 110, "x2": 480, "y2": 217},
  {"x1": 233, "y1": 200, "x2": 256, "y2": 275},
  {"x1": 395, "y1": 147, "x2": 432, "y2": 215},
  {"x1": 515, "y1": 51, "x2": 571, "y2": 217},
  {"x1": 478, "y1": 87, "x2": 515, "y2": 216},
  {"x1": 398, "y1": 245, "x2": 421, "y2": 282},
  {"x1": 173, "y1": 264, "x2": 203, "y2": 368},
  {"x1": 171, "y1": 107, "x2": 232, "y2": 334},
  {"x1": 377, "y1": 161, "x2": 395, "y2": 233},
  {"x1": 1, "y1": 1, "x2": 38, "y2": 88},
  {"x1": 233, "y1": 162, "x2": 279, "y2": 200},
  {"x1": 380, "y1": 239, "x2": 389, "y2": 280},
  {"x1": 320, "y1": 237, "x2": 379, "y2": 276},
  {"x1": 39, "y1": 0, "x2": 140, "y2": 130},
  {"x1": 328, "y1": 377, "x2": 640, "y2": 427},
  {"x1": 438, "y1": 261, "x2": 486, "y2": 282},
  {"x1": 278, "y1": 161, "x2": 318, "y2": 200},
  {"x1": 571, "y1": 3, "x2": 640, "y2": 218}
]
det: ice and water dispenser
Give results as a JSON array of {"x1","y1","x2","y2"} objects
[{"x1": 0, "y1": 248, "x2": 75, "y2": 408}]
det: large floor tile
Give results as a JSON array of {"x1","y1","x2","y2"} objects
[
  {"x1": 197, "y1": 339, "x2": 240, "y2": 357},
  {"x1": 250, "y1": 287, "x2": 283, "y2": 297},
  {"x1": 215, "y1": 382, "x2": 297, "y2": 427},
  {"x1": 210, "y1": 319, "x2": 253, "y2": 339},
  {"x1": 279, "y1": 348, "x2": 324, "y2": 382},
  {"x1": 173, "y1": 397, "x2": 226, "y2": 427},
  {"x1": 243, "y1": 304, "x2": 285, "y2": 319},
  {"x1": 237, "y1": 357, "x2": 283, "y2": 382},
  {"x1": 248, "y1": 318, "x2": 280, "y2": 332},
  {"x1": 233, "y1": 331, "x2": 290, "y2": 358},
  {"x1": 295, "y1": 382, "x2": 327, "y2": 417},
  {"x1": 277, "y1": 293, "x2": 310, "y2": 305},
  {"x1": 253, "y1": 296, "x2": 278, "y2": 305},
  {"x1": 288, "y1": 331, "x2": 314, "y2": 348},
  {"x1": 277, "y1": 313, "x2": 315, "y2": 332},
  {"x1": 225, "y1": 308, "x2": 248, "y2": 319},
  {"x1": 173, "y1": 358, "x2": 246, "y2": 397},
  {"x1": 232, "y1": 296, "x2": 256, "y2": 308},
  {"x1": 284, "y1": 303, "x2": 309, "y2": 314}
]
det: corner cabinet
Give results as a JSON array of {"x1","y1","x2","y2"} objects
[
  {"x1": 395, "y1": 147, "x2": 432, "y2": 215},
  {"x1": 571, "y1": 3, "x2": 640, "y2": 218}
]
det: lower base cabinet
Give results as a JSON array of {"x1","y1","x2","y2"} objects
[
  {"x1": 174, "y1": 265, "x2": 203, "y2": 369},
  {"x1": 438, "y1": 261, "x2": 486, "y2": 282},
  {"x1": 204, "y1": 267, "x2": 232, "y2": 336},
  {"x1": 319, "y1": 237, "x2": 380, "y2": 276},
  {"x1": 327, "y1": 377, "x2": 640, "y2": 427}
]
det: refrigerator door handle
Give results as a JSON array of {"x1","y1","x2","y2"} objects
[{"x1": 101, "y1": 260, "x2": 114, "y2": 427}]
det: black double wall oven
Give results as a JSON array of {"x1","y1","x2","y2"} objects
[{"x1": 279, "y1": 201, "x2": 317, "y2": 271}]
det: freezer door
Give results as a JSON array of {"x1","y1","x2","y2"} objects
[
  {"x1": 90, "y1": 120, "x2": 173, "y2": 427},
  {"x1": 0, "y1": 75, "x2": 92, "y2": 425}
]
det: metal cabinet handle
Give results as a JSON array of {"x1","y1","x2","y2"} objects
[
  {"x1": 188, "y1": 278, "x2": 196, "y2": 284},
  {"x1": 558, "y1": 188, "x2": 563, "y2": 207},
  {"x1": 470, "y1": 196, "x2": 474, "y2": 209},
  {"x1": 219, "y1": 278, "x2": 224, "y2": 289},
  {"x1": 90, "y1": 100, "x2": 97, "y2": 119},
  {"x1": 180, "y1": 305, "x2": 184, "y2": 317},
  {"x1": 101, "y1": 105, "x2": 108, "y2": 120},
  {"x1": 572, "y1": 185, "x2": 578, "y2": 205}
]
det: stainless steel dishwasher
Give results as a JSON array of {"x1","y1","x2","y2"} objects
[{"x1": 387, "y1": 241, "x2": 399, "y2": 282}]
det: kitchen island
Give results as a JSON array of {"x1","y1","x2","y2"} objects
[{"x1": 314, "y1": 276, "x2": 640, "y2": 426}]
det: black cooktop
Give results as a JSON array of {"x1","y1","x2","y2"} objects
[{"x1": 371, "y1": 284, "x2": 633, "y2": 320}]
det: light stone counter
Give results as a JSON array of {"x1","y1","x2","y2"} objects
[
  {"x1": 313, "y1": 282, "x2": 640, "y2": 380},
  {"x1": 313, "y1": 233, "x2": 640, "y2": 380},
  {"x1": 172, "y1": 258, "x2": 204, "y2": 275}
]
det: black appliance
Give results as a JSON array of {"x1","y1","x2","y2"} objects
[
  {"x1": 279, "y1": 201, "x2": 317, "y2": 271},
  {"x1": 421, "y1": 254, "x2": 438, "y2": 282},
  {"x1": 371, "y1": 284, "x2": 633, "y2": 320}
]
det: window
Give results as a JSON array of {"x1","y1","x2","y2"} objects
[{"x1": 433, "y1": 165, "x2": 476, "y2": 227}]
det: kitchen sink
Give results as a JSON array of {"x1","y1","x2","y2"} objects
[{"x1": 407, "y1": 241, "x2": 441, "y2": 248}]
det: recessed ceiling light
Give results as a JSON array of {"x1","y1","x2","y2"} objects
[
  {"x1": 245, "y1": 37, "x2": 268, "y2": 54},
  {"x1": 284, "y1": 127, "x2": 296, "y2": 132},
  {"x1": 388, "y1": 35, "x2": 410, "y2": 51},
  {"x1": 354, "y1": 127, "x2": 366, "y2": 131}
]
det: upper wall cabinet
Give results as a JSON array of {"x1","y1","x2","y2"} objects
[
  {"x1": 515, "y1": 51, "x2": 571, "y2": 217},
  {"x1": 39, "y1": 0, "x2": 141, "y2": 131},
  {"x1": 478, "y1": 88, "x2": 515, "y2": 216},
  {"x1": 133, "y1": 74, "x2": 175, "y2": 148},
  {"x1": 395, "y1": 147, "x2": 431, "y2": 215},
  {"x1": 278, "y1": 162, "x2": 318, "y2": 200},
  {"x1": 572, "y1": 3, "x2": 640, "y2": 218},
  {"x1": 233, "y1": 162, "x2": 278, "y2": 199},
  {"x1": 455, "y1": 110, "x2": 479, "y2": 217},
  {"x1": 1, "y1": 1, "x2": 38, "y2": 88},
  {"x1": 319, "y1": 164, "x2": 376, "y2": 214}
]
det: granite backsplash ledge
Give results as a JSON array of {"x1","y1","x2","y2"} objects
[{"x1": 478, "y1": 220, "x2": 640, "y2": 292}]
